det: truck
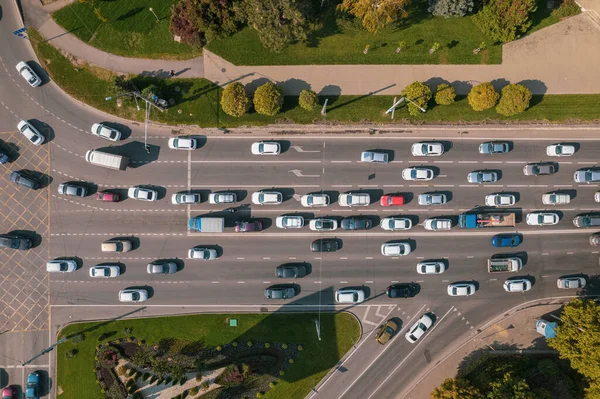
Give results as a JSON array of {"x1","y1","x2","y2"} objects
[
  {"x1": 487, "y1": 257, "x2": 522, "y2": 273},
  {"x1": 458, "y1": 212, "x2": 515, "y2": 229},
  {"x1": 338, "y1": 193, "x2": 370, "y2": 207},
  {"x1": 85, "y1": 150, "x2": 128, "y2": 171},
  {"x1": 189, "y1": 217, "x2": 225, "y2": 233},
  {"x1": 423, "y1": 218, "x2": 452, "y2": 231}
]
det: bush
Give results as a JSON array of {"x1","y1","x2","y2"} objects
[
  {"x1": 496, "y1": 84, "x2": 532, "y2": 116},
  {"x1": 467, "y1": 82, "x2": 499, "y2": 111},
  {"x1": 552, "y1": 0, "x2": 580, "y2": 18},
  {"x1": 247, "y1": 341, "x2": 253, "y2": 347},
  {"x1": 150, "y1": 375, "x2": 158, "y2": 384},
  {"x1": 123, "y1": 327, "x2": 133, "y2": 335},
  {"x1": 298, "y1": 345, "x2": 303, "y2": 351},
  {"x1": 216, "y1": 345, "x2": 222, "y2": 352},
  {"x1": 190, "y1": 386, "x2": 200, "y2": 395},
  {"x1": 435, "y1": 83, "x2": 456, "y2": 105},
  {"x1": 253, "y1": 82, "x2": 284, "y2": 116},
  {"x1": 232, "y1": 341, "x2": 238, "y2": 347},
  {"x1": 220, "y1": 82, "x2": 250, "y2": 117},
  {"x1": 71, "y1": 333, "x2": 85, "y2": 343},
  {"x1": 241, "y1": 363, "x2": 252, "y2": 377},
  {"x1": 299, "y1": 90, "x2": 318, "y2": 111},
  {"x1": 428, "y1": 0, "x2": 474, "y2": 17},
  {"x1": 289, "y1": 359, "x2": 294, "y2": 364},
  {"x1": 472, "y1": 0, "x2": 537, "y2": 43},
  {"x1": 269, "y1": 381, "x2": 276, "y2": 388},
  {"x1": 127, "y1": 337, "x2": 134, "y2": 343},
  {"x1": 117, "y1": 365, "x2": 127, "y2": 376},
  {"x1": 180, "y1": 376, "x2": 188, "y2": 385},
  {"x1": 282, "y1": 343, "x2": 288, "y2": 349},
  {"x1": 401, "y1": 81, "x2": 432, "y2": 116},
  {"x1": 170, "y1": 0, "x2": 203, "y2": 47},
  {"x1": 264, "y1": 342, "x2": 271, "y2": 349},
  {"x1": 279, "y1": 370, "x2": 285, "y2": 376},
  {"x1": 142, "y1": 373, "x2": 150, "y2": 381},
  {"x1": 65, "y1": 349, "x2": 78, "y2": 359},
  {"x1": 196, "y1": 0, "x2": 240, "y2": 43},
  {"x1": 196, "y1": 373, "x2": 203, "y2": 382},
  {"x1": 201, "y1": 381, "x2": 210, "y2": 391}
]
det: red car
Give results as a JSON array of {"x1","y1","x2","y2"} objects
[
  {"x1": 96, "y1": 190, "x2": 120, "y2": 202},
  {"x1": 380, "y1": 194, "x2": 405, "y2": 206},
  {"x1": 235, "y1": 221, "x2": 263, "y2": 232},
  {"x1": 2, "y1": 386, "x2": 15, "y2": 399}
]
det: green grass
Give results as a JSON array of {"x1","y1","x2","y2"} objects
[
  {"x1": 52, "y1": 0, "x2": 201, "y2": 60},
  {"x1": 57, "y1": 312, "x2": 359, "y2": 399}
]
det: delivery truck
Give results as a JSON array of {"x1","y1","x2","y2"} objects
[
  {"x1": 189, "y1": 217, "x2": 225, "y2": 233},
  {"x1": 487, "y1": 257, "x2": 522, "y2": 272},
  {"x1": 85, "y1": 150, "x2": 128, "y2": 170},
  {"x1": 458, "y1": 212, "x2": 516, "y2": 229}
]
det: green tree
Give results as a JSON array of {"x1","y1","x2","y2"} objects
[
  {"x1": 253, "y1": 82, "x2": 284, "y2": 116},
  {"x1": 108, "y1": 75, "x2": 133, "y2": 97},
  {"x1": 197, "y1": 0, "x2": 241, "y2": 43},
  {"x1": 496, "y1": 84, "x2": 532, "y2": 116},
  {"x1": 141, "y1": 84, "x2": 159, "y2": 101},
  {"x1": 337, "y1": 0, "x2": 411, "y2": 33},
  {"x1": 435, "y1": 83, "x2": 456, "y2": 105},
  {"x1": 299, "y1": 89, "x2": 319, "y2": 110},
  {"x1": 220, "y1": 82, "x2": 250, "y2": 117},
  {"x1": 467, "y1": 82, "x2": 499, "y2": 111},
  {"x1": 487, "y1": 372, "x2": 536, "y2": 399},
  {"x1": 428, "y1": 0, "x2": 474, "y2": 18},
  {"x1": 401, "y1": 81, "x2": 432, "y2": 116},
  {"x1": 170, "y1": 0, "x2": 203, "y2": 47},
  {"x1": 472, "y1": 0, "x2": 537, "y2": 43},
  {"x1": 431, "y1": 377, "x2": 481, "y2": 399}
]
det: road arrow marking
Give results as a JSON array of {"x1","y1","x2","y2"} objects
[
  {"x1": 289, "y1": 169, "x2": 320, "y2": 178},
  {"x1": 292, "y1": 145, "x2": 321, "y2": 153}
]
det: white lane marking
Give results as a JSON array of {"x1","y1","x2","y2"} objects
[
  {"x1": 529, "y1": 185, "x2": 548, "y2": 188},
  {"x1": 433, "y1": 161, "x2": 453, "y2": 164},
  {"x1": 458, "y1": 161, "x2": 477, "y2": 164},
  {"x1": 190, "y1": 184, "x2": 320, "y2": 188},
  {"x1": 331, "y1": 160, "x2": 353, "y2": 163},
  {"x1": 191, "y1": 160, "x2": 321, "y2": 163},
  {"x1": 365, "y1": 280, "x2": 374, "y2": 284},
  {"x1": 482, "y1": 161, "x2": 502, "y2": 164},
  {"x1": 507, "y1": 184, "x2": 528, "y2": 187},
  {"x1": 506, "y1": 161, "x2": 526, "y2": 164}
]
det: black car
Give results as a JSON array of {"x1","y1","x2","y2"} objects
[
  {"x1": 311, "y1": 238, "x2": 340, "y2": 252},
  {"x1": 264, "y1": 285, "x2": 297, "y2": 299},
  {"x1": 0, "y1": 150, "x2": 9, "y2": 164},
  {"x1": 10, "y1": 171, "x2": 39, "y2": 190},
  {"x1": 386, "y1": 284, "x2": 416, "y2": 298},
  {"x1": 275, "y1": 264, "x2": 307, "y2": 278},
  {"x1": 341, "y1": 217, "x2": 373, "y2": 231},
  {"x1": 0, "y1": 233, "x2": 32, "y2": 250}
]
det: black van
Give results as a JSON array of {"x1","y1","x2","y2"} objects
[{"x1": 10, "y1": 171, "x2": 40, "y2": 190}]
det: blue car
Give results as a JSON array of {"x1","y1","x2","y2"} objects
[
  {"x1": 492, "y1": 234, "x2": 521, "y2": 248},
  {"x1": 26, "y1": 372, "x2": 39, "y2": 399}
]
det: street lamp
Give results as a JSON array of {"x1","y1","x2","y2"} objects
[
  {"x1": 149, "y1": 8, "x2": 159, "y2": 23},
  {"x1": 385, "y1": 96, "x2": 426, "y2": 117}
]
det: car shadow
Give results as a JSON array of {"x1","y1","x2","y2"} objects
[
  {"x1": 9, "y1": 229, "x2": 42, "y2": 248},
  {"x1": 0, "y1": 139, "x2": 20, "y2": 162},
  {"x1": 28, "y1": 61, "x2": 50, "y2": 86},
  {"x1": 274, "y1": 140, "x2": 291, "y2": 153},
  {"x1": 270, "y1": 187, "x2": 295, "y2": 202},
  {"x1": 30, "y1": 119, "x2": 54, "y2": 143}
]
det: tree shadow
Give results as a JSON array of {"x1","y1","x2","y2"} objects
[
  {"x1": 116, "y1": 7, "x2": 144, "y2": 21},
  {"x1": 328, "y1": 84, "x2": 396, "y2": 112},
  {"x1": 518, "y1": 79, "x2": 548, "y2": 96},
  {"x1": 279, "y1": 78, "x2": 312, "y2": 96}
]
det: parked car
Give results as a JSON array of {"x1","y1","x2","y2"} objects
[
  {"x1": 557, "y1": 276, "x2": 586, "y2": 289},
  {"x1": 418, "y1": 193, "x2": 447, "y2": 206},
  {"x1": 310, "y1": 238, "x2": 339, "y2": 252},
  {"x1": 380, "y1": 194, "x2": 405, "y2": 206},
  {"x1": 251, "y1": 141, "x2": 280, "y2": 155},
  {"x1": 168, "y1": 136, "x2": 197, "y2": 150},
  {"x1": 574, "y1": 168, "x2": 600, "y2": 183},
  {"x1": 101, "y1": 238, "x2": 132, "y2": 253},
  {"x1": 234, "y1": 221, "x2": 263, "y2": 232},
  {"x1": 405, "y1": 314, "x2": 433, "y2": 343},
  {"x1": 573, "y1": 214, "x2": 600, "y2": 228},
  {"x1": 276, "y1": 215, "x2": 304, "y2": 229},
  {"x1": 46, "y1": 259, "x2": 77, "y2": 273},
  {"x1": 547, "y1": 143, "x2": 575, "y2": 157},
  {"x1": 523, "y1": 163, "x2": 556, "y2": 176},
  {"x1": 485, "y1": 193, "x2": 515, "y2": 207},
  {"x1": 503, "y1": 279, "x2": 532, "y2": 293},
  {"x1": 96, "y1": 190, "x2": 120, "y2": 202},
  {"x1": 479, "y1": 141, "x2": 510, "y2": 154},
  {"x1": 492, "y1": 234, "x2": 521, "y2": 248},
  {"x1": 381, "y1": 242, "x2": 411, "y2": 256},
  {"x1": 590, "y1": 233, "x2": 600, "y2": 246},
  {"x1": 417, "y1": 261, "x2": 446, "y2": 274},
  {"x1": 89, "y1": 264, "x2": 121, "y2": 278},
  {"x1": 376, "y1": 319, "x2": 398, "y2": 345},
  {"x1": 10, "y1": 170, "x2": 39, "y2": 190},
  {"x1": 91, "y1": 123, "x2": 121, "y2": 141},
  {"x1": 447, "y1": 283, "x2": 476, "y2": 297},
  {"x1": 380, "y1": 217, "x2": 412, "y2": 231},
  {"x1": 0, "y1": 150, "x2": 10, "y2": 164},
  {"x1": 209, "y1": 192, "x2": 237, "y2": 204},
  {"x1": 526, "y1": 212, "x2": 560, "y2": 226},
  {"x1": 16, "y1": 61, "x2": 41, "y2": 87},
  {"x1": 119, "y1": 288, "x2": 148, "y2": 303},
  {"x1": 0, "y1": 233, "x2": 32, "y2": 250},
  {"x1": 335, "y1": 288, "x2": 365, "y2": 304},
  {"x1": 386, "y1": 283, "x2": 417, "y2": 298},
  {"x1": 542, "y1": 192, "x2": 571, "y2": 205},
  {"x1": 264, "y1": 285, "x2": 297, "y2": 299},
  {"x1": 171, "y1": 192, "x2": 201, "y2": 204},
  {"x1": 341, "y1": 217, "x2": 373, "y2": 230},
  {"x1": 467, "y1": 170, "x2": 498, "y2": 183},
  {"x1": 252, "y1": 191, "x2": 283, "y2": 205},
  {"x1": 275, "y1": 264, "x2": 307, "y2": 278},
  {"x1": 25, "y1": 372, "x2": 40, "y2": 399},
  {"x1": 411, "y1": 142, "x2": 444, "y2": 156},
  {"x1": 58, "y1": 183, "x2": 87, "y2": 197},
  {"x1": 402, "y1": 167, "x2": 434, "y2": 181},
  {"x1": 188, "y1": 247, "x2": 218, "y2": 260},
  {"x1": 17, "y1": 120, "x2": 44, "y2": 145},
  {"x1": 128, "y1": 186, "x2": 158, "y2": 201},
  {"x1": 2, "y1": 386, "x2": 15, "y2": 399},
  {"x1": 147, "y1": 261, "x2": 178, "y2": 274},
  {"x1": 309, "y1": 218, "x2": 338, "y2": 231},
  {"x1": 596, "y1": 191, "x2": 600, "y2": 202},
  {"x1": 361, "y1": 151, "x2": 389, "y2": 163},
  {"x1": 301, "y1": 193, "x2": 330, "y2": 207}
]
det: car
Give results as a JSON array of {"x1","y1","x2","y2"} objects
[
  {"x1": 380, "y1": 217, "x2": 412, "y2": 231},
  {"x1": 2, "y1": 386, "x2": 15, "y2": 399},
  {"x1": 89, "y1": 264, "x2": 121, "y2": 278},
  {"x1": 252, "y1": 191, "x2": 283, "y2": 205},
  {"x1": 300, "y1": 193, "x2": 330, "y2": 207},
  {"x1": 188, "y1": 247, "x2": 218, "y2": 260},
  {"x1": 168, "y1": 137, "x2": 197, "y2": 150},
  {"x1": 128, "y1": 186, "x2": 158, "y2": 201},
  {"x1": 361, "y1": 151, "x2": 389, "y2": 163},
  {"x1": 310, "y1": 238, "x2": 339, "y2": 252},
  {"x1": 46, "y1": 259, "x2": 77, "y2": 273},
  {"x1": 405, "y1": 314, "x2": 433, "y2": 343},
  {"x1": 467, "y1": 170, "x2": 498, "y2": 183},
  {"x1": 380, "y1": 194, "x2": 405, "y2": 206},
  {"x1": 386, "y1": 283, "x2": 416, "y2": 298},
  {"x1": 119, "y1": 288, "x2": 148, "y2": 303},
  {"x1": 376, "y1": 319, "x2": 399, "y2": 345},
  {"x1": 209, "y1": 192, "x2": 237, "y2": 204},
  {"x1": 411, "y1": 142, "x2": 444, "y2": 156},
  {"x1": 479, "y1": 141, "x2": 510, "y2": 154},
  {"x1": 0, "y1": 150, "x2": 10, "y2": 164},
  {"x1": 381, "y1": 242, "x2": 411, "y2": 256},
  {"x1": 101, "y1": 238, "x2": 132, "y2": 253},
  {"x1": 485, "y1": 193, "x2": 516, "y2": 207},
  {"x1": 10, "y1": 170, "x2": 39, "y2": 190},
  {"x1": 402, "y1": 167, "x2": 434, "y2": 181},
  {"x1": 418, "y1": 193, "x2": 447, "y2": 206},
  {"x1": 251, "y1": 141, "x2": 280, "y2": 155},
  {"x1": 58, "y1": 183, "x2": 87, "y2": 197},
  {"x1": 574, "y1": 168, "x2": 600, "y2": 183},
  {"x1": 25, "y1": 372, "x2": 39, "y2": 399},
  {"x1": 147, "y1": 261, "x2": 178, "y2": 274},
  {"x1": 503, "y1": 279, "x2": 532, "y2": 293},
  {"x1": 275, "y1": 264, "x2": 307, "y2": 278},
  {"x1": 573, "y1": 214, "x2": 600, "y2": 228},
  {"x1": 17, "y1": 120, "x2": 45, "y2": 146},
  {"x1": 234, "y1": 220, "x2": 263, "y2": 232},
  {"x1": 341, "y1": 217, "x2": 373, "y2": 230},
  {"x1": 264, "y1": 285, "x2": 297, "y2": 299},
  {"x1": 557, "y1": 276, "x2": 586, "y2": 289},
  {"x1": 335, "y1": 288, "x2": 365, "y2": 304},
  {"x1": 590, "y1": 233, "x2": 600, "y2": 246},
  {"x1": 171, "y1": 192, "x2": 201, "y2": 204},
  {"x1": 523, "y1": 163, "x2": 556, "y2": 176},
  {"x1": 596, "y1": 192, "x2": 600, "y2": 203},
  {"x1": 338, "y1": 192, "x2": 370, "y2": 207},
  {"x1": 542, "y1": 192, "x2": 571, "y2": 205},
  {"x1": 526, "y1": 212, "x2": 560, "y2": 226},
  {"x1": 309, "y1": 218, "x2": 338, "y2": 231},
  {"x1": 547, "y1": 143, "x2": 576, "y2": 157},
  {"x1": 0, "y1": 233, "x2": 32, "y2": 250},
  {"x1": 91, "y1": 123, "x2": 121, "y2": 141},
  {"x1": 276, "y1": 215, "x2": 304, "y2": 229},
  {"x1": 492, "y1": 234, "x2": 521, "y2": 248},
  {"x1": 16, "y1": 61, "x2": 42, "y2": 87},
  {"x1": 96, "y1": 190, "x2": 120, "y2": 202},
  {"x1": 417, "y1": 261, "x2": 446, "y2": 274},
  {"x1": 447, "y1": 283, "x2": 477, "y2": 297}
]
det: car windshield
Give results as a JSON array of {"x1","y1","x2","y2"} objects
[
  {"x1": 319, "y1": 221, "x2": 332, "y2": 229},
  {"x1": 556, "y1": 147, "x2": 563, "y2": 154},
  {"x1": 533, "y1": 166, "x2": 540, "y2": 174},
  {"x1": 420, "y1": 144, "x2": 428, "y2": 153},
  {"x1": 451, "y1": 287, "x2": 457, "y2": 295},
  {"x1": 411, "y1": 170, "x2": 417, "y2": 179},
  {"x1": 101, "y1": 268, "x2": 109, "y2": 276},
  {"x1": 258, "y1": 144, "x2": 265, "y2": 152},
  {"x1": 583, "y1": 216, "x2": 591, "y2": 226},
  {"x1": 131, "y1": 292, "x2": 139, "y2": 300},
  {"x1": 586, "y1": 171, "x2": 593, "y2": 180},
  {"x1": 418, "y1": 322, "x2": 427, "y2": 330},
  {"x1": 385, "y1": 326, "x2": 394, "y2": 334}
]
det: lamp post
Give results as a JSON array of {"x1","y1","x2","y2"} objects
[
  {"x1": 384, "y1": 96, "x2": 426, "y2": 117},
  {"x1": 149, "y1": 7, "x2": 159, "y2": 23}
]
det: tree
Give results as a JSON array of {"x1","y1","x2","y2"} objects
[
  {"x1": 141, "y1": 84, "x2": 159, "y2": 101},
  {"x1": 220, "y1": 82, "x2": 250, "y2": 117},
  {"x1": 196, "y1": 0, "x2": 241, "y2": 43},
  {"x1": 299, "y1": 89, "x2": 318, "y2": 110},
  {"x1": 435, "y1": 83, "x2": 456, "y2": 105},
  {"x1": 487, "y1": 372, "x2": 536, "y2": 399},
  {"x1": 496, "y1": 84, "x2": 532, "y2": 116},
  {"x1": 108, "y1": 75, "x2": 133, "y2": 97},
  {"x1": 401, "y1": 81, "x2": 432, "y2": 116},
  {"x1": 431, "y1": 377, "x2": 481, "y2": 399},
  {"x1": 253, "y1": 82, "x2": 284, "y2": 116},
  {"x1": 467, "y1": 82, "x2": 499, "y2": 111},
  {"x1": 472, "y1": 0, "x2": 537, "y2": 43},
  {"x1": 428, "y1": 0, "x2": 474, "y2": 18},
  {"x1": 337, "y1": 0, "x2": 411, "y2": 33},
  {"x1": 170, "y1": 0, "x2": 203, "y2": 47}
]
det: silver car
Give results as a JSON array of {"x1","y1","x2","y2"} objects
[
  {"x1": 119, "y1": 288, "x2": 148, "y2": 303},
  {"x1": 361, "y1": 151, "x2": 389, "y2": 163},
  {"x1": 557, "y1": 276, "x2": 586, "y2": 289},
  {"x1": 380, "y1": 217, "x2": 412, "y2": 231},
  {"x1": 381, "y1": 242, "x2": 411, "y2": 256},
  {"x1": 58, "y1": 183, "x2": 87, "y2": 197},
  {"x1": 484, "y1": 194, "x2": 515, "y2": 207},
  {"x1": 209, "y1": 192, "x2": 237, "y2": 204},
  {"x1": 542, "y1": 192, "x2": 571, "y2": 205},
  {"x1": 128, "y1": 186, "x2": 158, "y2": 201},
  {"x1": 405, "y1": 314, "x2": 433, "y2": 343},
  {"x1": 89, "y1": 265, "x2": 121, "y2": 278},
  {"x1": 301, "y1": 193, "x2": 330, "y2": 207},
  {"x1": 447, "y1": 283, "x2": 476, "y2": 296},
  {"x1": 573, "y1": 214, "x2": 600, "y2": 228},
  {"x1": 503, "y1": 279, "x2": 532, "y2": 292},
  {"x1": 402, "y1": 167, "x2": 434, "y2": 181},
  {"x1": 526, "y1": 212, "x2": 560, "y2": 226},
  {"x1": 523, "y1": 163, "x2": 556, "y2": 176},
  {"x1": 171, "y1": 192, "x2": 201, "y2": 204},
  {"x1": 46, "y1": 259, "x2": 77, "y2": 273},
  {"x1": 188, "y1": 248, "x2": 218, "y2": 260},
  {"x1": 574, "y1": 168, "x2": 600, "y2": 183},
  {"x1": 309, "y1": 218, "x2": 338, "y2": 231},
  {"x1": 467, "y1": 171, "x2": 498, "y2": 183},
  {"x1": 479, "y1": 141, "x2": 509, "y2": 154},
  {"x1": 147, "y1": 261, "x2": 178, "y2": 274},
  {"x1": 276, "y1": 215, "x2": 304, "y2": 229},
  {"x1": 418, "y1": 193, "x2": 447, "y2": 205},
  {"x1": 547, "y1": 144, "x2": 575, "y2": 157},
  {"x1": 252, "y1": 191, "x2": 283, "y2": 205}
]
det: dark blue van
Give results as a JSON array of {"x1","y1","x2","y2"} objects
[{"x1": 492, "y1": 234, "x2": 521, "y2": 247}]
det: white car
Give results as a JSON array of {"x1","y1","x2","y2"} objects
[
  {"x1": 276, "y1": 215, "x2": 304, "y2": 229},
  {"x1": 557, "y1": 276, "x2": 586, "y2": 289},
  {"x1": 417, "y1": 261, "x2": 446, "y2": 274},
  {"x1": 91, "y1": 123, "x2": 121, "y2": 141},
  {"x1": 209, "y1": 192, "x2": 237, "y2": 204},
  {"x1": 46, "y1": 259, "x2": 77, "y2": 273},
  {"x1": 17, "y1": 120, "x2": 45, "y2": 146},
  {"x1": 16, "y1": 61, "x2": 42, "y2": 87},
  {"x1": 595, "y1": 192, "x2": 600, "y2": 203},
  {"x1": 405, "y1": 314, "x2": 433, "y2": 343},
  {"x1": 119, "y1": 288, "x2": 148, "y2": 303},
  {"x1": 335, "y1": 288, "x2": 365, "y2": 304},
  {"x1": 188, "y1": 247, "x2": 218, "y2": 260},
  {"x1": 128, "y1": 186, "x2": 158, "y2": 201},
  {"x1": 300, "y1": 193, "x2": 330, "y2": 207},
  {"x1": 526, "y1": 212, "x2": 560, "y2": 226},
  {"x1": 547, "y1": 144, "x2": 576, "y2": 157},
  {"x1": 447, "y1": 283, "x2": 476, "y2": 297},
  {"x1": 503, "y1": 279, "x2": 532, "y2": 293},
  {"x1": 89, "y1": 265, "x2": 121, "y2": 278},
  {"x1": 381, "y1": 242, "x2": 411, "y2": 256},
  {"x1": 418, "y1": 193, "x2": 447, "y2": 205},
  {"x1": 411, "y1": 142, "x2": 444, "y2": 156},
  {"x1": 542, "y1": 192, "x2": 571, "y2": 205},
  {"x1": 171, "y1": 192, "x2": 201, "y2": 204},
  {"x1": 168, "y1": 137, "x2": 197, "y2": 150},
  {"x1": 402, "y1": 167, "x2": 434, "y2": 181},
  {"x1": 380, "y1": 217, "x2": 412, "y2": 231},
  {"x1": 252, "y1": 191, "x2": 283, "y2": 205},
  {"x1": 309, "y1": 218, "x2": 338, "y2": 231},
  {"x1": 251, "y1": 141, "x2": 280, "y2": 155},
  {"x1": 485, "y1": 194, "x2": 516, "y2": 207}
]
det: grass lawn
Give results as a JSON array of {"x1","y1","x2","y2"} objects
[
  {"x1": 52, "y1": 0, "x2": 201, "y2": 60},
  {"x1": 57, "y1": 312, "x2": 360, "y2": 399}
]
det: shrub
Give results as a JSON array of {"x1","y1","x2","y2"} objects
[
  {"x1": 196, "y1": 0, "x2": 240, "y2": 43},
  {"x1": 253, "y1": 82, "x2": 284, "y2": 116},
  {"x1": 401, "y1": 81, "x2": 432, "y2": 116},
  {"x1": 142, "y1": 373, "x2": 150, "y2": 381},
  {"x1": 472, "y1": 0, "x2": 537, "y2": 43},
  {"x1": 299, "y1": 90, "x2": 318, "y2": 111},
  {"x1": 220, "y1": 82, "x2": 250, "y2": 117},
  {"x1": 282, "y1": 343, "x2": 288, "y2": 349},
  {"x1": 298, "y1": 345, "x2": 303, "y2": 351},
  {"x1": 180, "y1": 376, "x2": 188, "y2": 385},
  {"x1": 428, "y1": 0, "x2": 474, "y2": 17},
  {"x1": 467, "y1": 82, "x2": 499, "y2": 111},
  {"x1": 127, "y1": 337, "x2": 134, "y2": 343},
  {"x1": 256, "y1": 393, "x2": 263, "y2": 398},
  {"x1": 123, "y1": 327, "x2": 133, "y2": 335},
  {"x1": 117, "y1": 365, "x2": 127, "y2": 376},
  {"x1": 435, "y1": 83, "x2": 456, "y2": 105},
  {"x1": 170, "y1": 0, "x2": 203, "y2": 47},
  {"x1": 71, "y1": 333, "x2": 85, "y2": 343},
  {"x1": 201, "y1": 381, "x2": 210, "y2": 391},
  {"x1": 496, "y1": 84, "x2": 532, "y2": 116},
  {"x1": 232, "y1": 341, "x2": 238, "y2": 347},
  {"x1": 65, "y1": 349, "x2": 78, "y2": 359},
  {"x1": 247, "y1": 341, "x2": 253, "y2": 347},
  {"x1": 241, "y1": 363, "x2": 252, "y2": 377},
  {"x1": 190, "y1": 386, "x2": 200, "y2": 395},
  {"x1": 150, "y1": 375, "x2": 158, "y2": 384},
  {"x1": 269, "y1": 381, "x2": 276, "y2": 388},
  {"x1": 264, "y1": 343, "x2": 271, "y2": 349},
  {"x1": 196, "y1": 373, "x2": 203, "y2": 382},
  {"x1": 279, "y1": 370, "x2": 285, "y2": 376},
  {"x1": 289, "y1": 359, "x2": 294, "y2": 364},
  {"x1": 552, "y1": 0, "x2": 580, "y2": 18},
  {"x1": 216, "y1": 345, "x2": 222, "y2": 352}
]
